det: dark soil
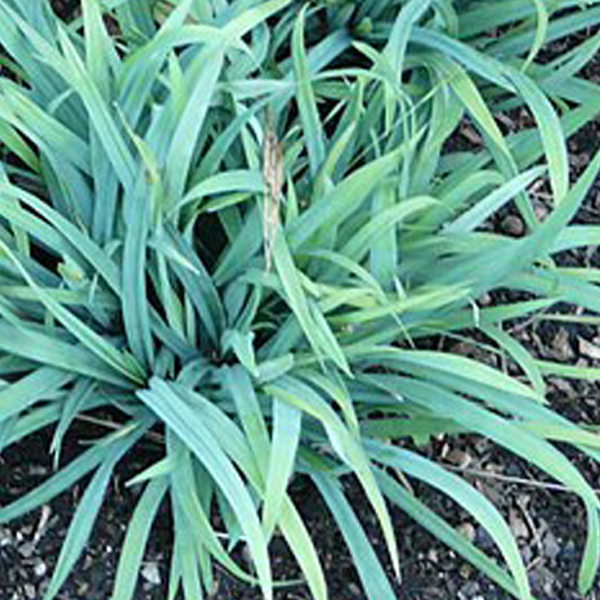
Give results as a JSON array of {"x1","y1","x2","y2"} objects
[{"x1": 2, "y1": 397, "x2": 600, "y2": 600}]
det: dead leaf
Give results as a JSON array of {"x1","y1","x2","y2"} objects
[
  {"x1": 509, "y1": 508, "x2": 529, "y2": 539},
  {"x1": 445, "y1": 448, "x2": 472, "y2": 468},
  {"x1": 261, "y1": 110, "x2": 283, "y2": 271},
  {"x1": 546, "y1": 328, "x2": 573, "y2": 362},
  {"x1": 578, "y1": 336, "x2": 600, "y2": 361}
]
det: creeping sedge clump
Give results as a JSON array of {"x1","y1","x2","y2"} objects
[{"x1": 0, "y1": 2, "x2": 600, "y2": 599}]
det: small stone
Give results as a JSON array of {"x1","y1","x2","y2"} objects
[
  {"x1": 543, "y1": 531, "x2": 561, "y2": 561},
  {"x1": 28, "y1": 465, "x2": 47, "y2": 476},
  {"x1": 549, "y1": 328, "x2": 574, "y2": 362},
  {"x1": 459, "y1": 563, "x2": 473, "y2": 580},
  {"x1": 579, "y1": 337, "x2": 600, "y2": 361},
  {"x1": 502, "y1": 215, "x2": 525, "y2": 236},
  {"x1": 562, "y1": 540, "x2": 577, "y2": 559},
  {"x1": 17, "y1": 542, "x2": 35, "y2": 558},
  {"x1": 458, "y1": 581, "x2": 481, "y2": 599},
  {"x1": 445, "y1": 449, "x2": 472, "y2": 468},
  {"x1": 478, "y1": 293, "x2": 492, "y2": 306},
  {"x1": 530, "y1": 564, "x2": 555, "y2": 595},
  {"x1": 509, "y1": 509, "x2": 529, "y2": 539},
  {"x1": 0, "y1": 528, "x2": 12, "y2": 547},
  {"x1": 141, "y1": 562, "x2": 161, "y2": 586},
  {"x1": 475, "y1": 527, "x2": 495, "y2": 551},
  {"x1": 33, "y1": 559, "x2": 47, "y2": 578},
  {"x1": 77, "y1": 583, "x2": 90, "y2": 595},
  {"x1": 24, "y1": 583, "x2": 36, "y2": 599},
  {"x1": 457, "y1": 522, "x2": 476, "y2": 543}
]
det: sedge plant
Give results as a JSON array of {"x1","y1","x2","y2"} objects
[{"x1": 1, "y1": 1, "x2": 600, "y2": 599}]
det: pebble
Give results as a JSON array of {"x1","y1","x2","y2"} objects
[
  {"x1": 0, "y1": 528, "x2": 12, "y2": 547},
  {"x1": 562, "y1": 540, "x2": 577, "y2": 559},
  {"x1": 501, "y1": 215, "x2": 525, "y2": 236},
  {"x1": 543, "y1": 531, "x2": 561, "y2": 561},
  {"x1": 459, "y1": 563, "x2": 473, "y2": 580},
  {"x1": 508, "y1": 508, "x2": 529, "y2": 539},
  {"x1": 141, "y1": 562, "x2": 161, "y2": 586},
  {"x1": 458, "y1": 581, "x2": 480, "y2": 598},
  {"x1": 33, "y1": 558, "x2": 47, "y2": 578},
  {"x1": 457, "y1": 522, "x2": 476, "y2": 543},
  {"x1": 475, "y1": 527, "x2": 495, "y2": 551},
  {"x1": 77, "y1": 583, "x2": 90, "y2": 595},
  {"x1": 28, "y1": 465, "x2": 47, "y2": 476},
  {"x1": 17, "y1": 542, "x2": 35, "y2": 558}
]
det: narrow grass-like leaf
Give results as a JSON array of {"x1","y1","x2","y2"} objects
[
  {"x1": 0, "y1": 321, "x2": 133, "y2": 387},
  {"x1": 523, "y1": 0, "x2": 549, "y2": 71},
  {"x1": 0, "y1": 366, "x2": 71, "y2": 422},
  {"x1": 292, "y1": 6, "x2": 326, "y2": 177},
  {"x1": 351, "y1": 347, "x2": 543, "y2": 402},
  {"x1": 505, "y1": 67, "x2": 569, "y2": 204},
  {"x1": 122, "y1": 191, "x2": 154, "y2": 368},
  {"x1": 221, "y1": 365, "x2": 271, "y2": 466},
  {"x1": 174, "y1": 170, "x2": 263, "y2": 214},
  {"x1": 444, "y1": 167, "x2": 544, "y2": 233},
  {"x1": 167, "y1": 440, "x2": 262, "y2": 586},
  {"x1": 55, "y1": 27, "x2": 137, "y2": 192},
  {"x1": 272, "y1": 231, "x2": 349, "y2": 374},
  {"x1": 165, "y1": 43, "x2": 225, "y2": 203},
  {"x1": 137, "y1": 378, "x2": 273, "y2": 600},
  {"x1": 480, "y1": 324, "x2": 546, "y2": 397},
  {"x1": 367, "y1": 441, "x2": 531, "y2": 599},
  {"x1": 43, "y1": 419, "x2": 152, "y2": 599},
  {"x1": 262, "y1": 398, "x2": 302, "y2": 539},
  {"x1": 111, "y1": 477, "x2": 169, "y2": 600},
  {"x1": 267, "y1": 375, "x2": 400, "y2": 578},
  {"x1": 377, "y1": 470, "x2": 522, "y2": 597},
  {"x1": 288, "y1": 143, "x2": 412, "y2": 250},
  {"x1": 0, "y1": 241, "x2": 144, "y2": 384},
  {"x1": 311, "y1": 472, "x2": 398, "y2": 600}
]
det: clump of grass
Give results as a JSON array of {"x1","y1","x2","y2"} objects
[{"x1": 1, "y1": 1, "x2": 600, "y2": 599}]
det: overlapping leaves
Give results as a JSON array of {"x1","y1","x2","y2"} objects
[{"x1": 0, "y1": 1, "x2": 600, "y2": 599}]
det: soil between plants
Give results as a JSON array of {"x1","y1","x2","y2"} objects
[{"x1": 2, "y1": 402, "x2": 600, "y2": 600}]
